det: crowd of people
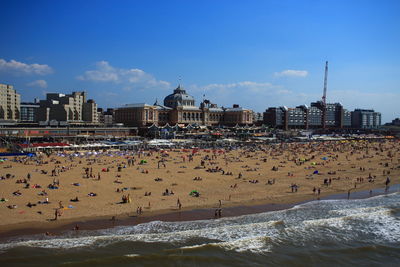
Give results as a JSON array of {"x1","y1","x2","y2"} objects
[{"x1": 0, "y1": 138, "x2": 398, "y2": 231}]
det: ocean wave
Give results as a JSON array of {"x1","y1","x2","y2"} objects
[
  {"x1": 179, "y1": 236, "x2": 273, "y2": 253},
  {"x1": 1, "y1": 192, "x2": 399, "y2": 253},
  {"x1": 0, "y1": 220, "x2": 281, "y2": 251}
]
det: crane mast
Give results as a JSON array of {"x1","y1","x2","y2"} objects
[
  {"x1": 322, "y1": 61, "x2": 328, "y2": 106},
  {"x1": 322, "y1": 61, "x2": 328, "y2": 129}
]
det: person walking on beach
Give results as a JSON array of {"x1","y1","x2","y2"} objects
[
  {"x1": 54, "y1": 209, "x2": 59, "y2": 220},
  {"x1": 385, "y1": 176, "x2": 391, "y2": 192}
]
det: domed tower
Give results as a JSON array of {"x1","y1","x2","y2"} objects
[{"x1": 163, "y1": 85, "x2": 196, "y2": 109}]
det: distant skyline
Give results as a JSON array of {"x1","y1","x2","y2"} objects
[{"x1": 0, "y1": 0, "x2": 399, "y2": 122}]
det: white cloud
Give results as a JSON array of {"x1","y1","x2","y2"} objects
[
  {"x1": 201, "y1": 81, "x2": 278, "y2": 93},
  {"x1": 104, "y1": 91, "x2": 118, "y2": 97},
  {"x1": 274, "y1": 69, "x2": 308, "y2": 77},
  {"x1": 188, "y1": 81, "x2": 292, "y2": 110},
  {"x1": 27, "y1": 79, "x2": 48, "y2": 88},
  {"x1": 77, "y1": 61, "x2": 170, "y2": 89},
  {"x1": 0, "y1": 58, "x2": 53, "y2": 75},
  {"x1": 277, "y1": 89, "x2": 291, "y2": 94}
]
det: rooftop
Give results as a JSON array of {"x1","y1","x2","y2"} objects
[{"x1": 120, "y1": 103, "x2": 152, "y2": 108}]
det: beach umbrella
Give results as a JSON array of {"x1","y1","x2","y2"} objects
[
  {"x1": 313, "y1": 170, "x2": 319, "y2": 174},
  {"x1": 322, "y1": 157, "x2": 328, "y2": 160}
]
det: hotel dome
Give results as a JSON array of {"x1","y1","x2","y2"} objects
[{"x1": 163, "y1": 85, "x2": 196, "y2": 108}]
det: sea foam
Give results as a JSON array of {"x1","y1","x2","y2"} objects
[{"x1": 1, "y1": 192, "x2": 399, "y2": 253}]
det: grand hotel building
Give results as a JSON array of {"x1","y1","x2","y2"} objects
[{"x1": 114, "y1": 85, "x2": 253, "y2": 127}]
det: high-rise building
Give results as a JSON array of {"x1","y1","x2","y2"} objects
[
  {"x1": 307, "y1": 105, "x2": 323, "y2": 128},
  {"x1": 97, "y1": 108, "x2": 115, "y2": 125},
  {"x1": 103, "y1": 108, "x2": 114, "y2": 125},
  {"x1": 20, "y1": 101, "x2": 40, "y2": 122},
  {"x1": 263, "y1": 107, "x2": 287, "y2": 129},
  {"x1": 82, "y1": 99, "x2": 98, "y2": 123},
  {"x1": 252, "y1": 112, "x2": 263, "y2": 125},
  {"x1": 351, "y1": 109, "x2": 381, "y2": 129},
  {"x1": 287, "y1": 105, "x2": 308, "y2": 129},
  {"x1": 310, "y1": 101, "x2": 349, "y2": 128},
  {"x1": 343, "y1": 110, "x2": 352, "y2": 127},
  {"x1": 37, "y1": 91, "x2": 98, "y2": 123},
  {"x1": 263, "y1": 102, "x2": 352, "y2": 130},
  {"x1": 0, "y1": 83, "x2": 20, "y2": 121}
]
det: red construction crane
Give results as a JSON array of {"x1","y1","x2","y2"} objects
[
  {"x1": 322, "y1": 61, "x2": 328, "y2": 129},
  {"x1": 322, "y1": 61, "x2": 328, "y2": 106}
]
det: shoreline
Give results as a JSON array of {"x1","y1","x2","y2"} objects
[
  {"x1": 1, "y1": 139, "x2": 398, "y2": 243},
  {"x1": 1, "y1": 183, "x2": 398, "y2": 243}
]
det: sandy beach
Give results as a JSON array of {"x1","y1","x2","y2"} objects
[{"x1": 0, "y1": 138, "x2": 399, "y2": 235}]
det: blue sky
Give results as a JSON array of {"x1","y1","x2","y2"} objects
[{"x1": 0, "y1": 0, "x2": 399, "y2": 122}]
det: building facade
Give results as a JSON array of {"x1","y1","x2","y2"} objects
[
  {"x1": 263, "y1": 102, "x2": 352, "y2": 130},
  {"x1": 20, "y1": 101, "x2": 40, "y2": 122},
  {"x1": 82, "y1": 99, "x2": 98, "y2": 123},
  {"x1": 36, "y1": 91, "x2": 98, "y2": 124},
  {"x1": 390, "y1": 118, "x2": 400, "y2": 126},
  {"x1": 351, "y1": 109, "x2": 381, "y2": 129},
  {"x1": 263, "y1": 107, "x2": 287, "y2": 129},
  {"x1": 115, "y1": 85, "x2": 253, "y2": 127},
  {"x1": 252, "y1": 112, "x2": 263, "y2": 125},
  {"x1": 0, "y1": 83, "x2": 20, "y2": 121},
  {"x1": 98, "y1": 108, "x2": 115, "y2": 125}
]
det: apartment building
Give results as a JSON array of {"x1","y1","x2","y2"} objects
[{"x1": 0, "y1": 83, "x2": 20, "y2": 121}]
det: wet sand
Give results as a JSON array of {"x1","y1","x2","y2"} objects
[{"x1": 1, "y1": 184, "x2": 399, "y2": 242}]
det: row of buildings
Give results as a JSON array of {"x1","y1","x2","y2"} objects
[
  {"x1": 0, "y1": 82, "x2": 382, "y2": 131},
  {"x1": 0, "y1": 83, "x2": 253, "y2": 128},
  {"x1": 114, "y1": 85, "x2": 253, "y2": 127},
  {"x1": 0, "y1": 84, "x2": 99, "y2": 125},
  {"x1": 263, "y1": 102, "x2": 381, "y2": 130}
]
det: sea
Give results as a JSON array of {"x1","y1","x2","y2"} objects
[{"x1": 1, "y1": 190, "x2": 399, "y2": 266}]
